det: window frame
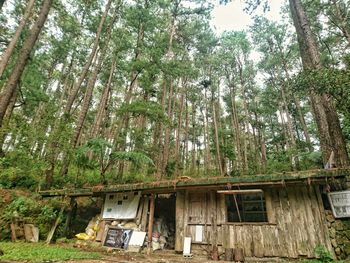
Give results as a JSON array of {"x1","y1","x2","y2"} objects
[{"x1": 218, "y1": 189, "x2": 274, "y2": 224}]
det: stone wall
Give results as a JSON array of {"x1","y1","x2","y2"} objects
[{"x1": 325, "y1": 210, "x2": 350, "y2": 260}]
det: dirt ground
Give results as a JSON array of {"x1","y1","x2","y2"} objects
[
  {"x1": 66, "y1": 250, "x2": 217, "y2": 263},
  {"x1": 61, "y1": 250, "x2": 293, "y2": 263}
]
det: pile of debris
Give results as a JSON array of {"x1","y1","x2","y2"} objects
[{"x1": 151, "y1": 217, "x2": 174, "y2": 251}]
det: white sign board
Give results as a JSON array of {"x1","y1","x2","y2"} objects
[
  {"x1": 103, "y1": 192, "x2": 141, "y2": 219},
  {"x1": 128, "y1": 231, "x2": 146, "y2": 247},
  {"x1": 194, "y1": 225, "x2": 203, "y2": 242},
  {"x1": 183, "y1": 237, "x2": 192, "y2": 256},
  {"x1": 328, "y1": 190, "x2": 350, "y2": 218}
]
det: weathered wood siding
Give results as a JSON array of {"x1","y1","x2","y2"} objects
[{"x1": 178, "y1": 185, "x2": 332, "y2": 258}]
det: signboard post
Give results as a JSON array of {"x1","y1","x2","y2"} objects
[
  {"x1": 103, "y1": 226, "x2": 133, "y2": 249},
  {"x1": 328, "y1": 190, "x2": 350, "y2": 218}
]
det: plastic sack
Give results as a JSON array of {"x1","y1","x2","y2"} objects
[{"x1": 75, "y1": 233, "x2": 93, "y2": 240}]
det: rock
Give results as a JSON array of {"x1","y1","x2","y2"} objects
[
  {"x1": 342, "y1": 220, "x2": 350, "y2": 229},
  {"x1": 335, "y1": 247, "x2": 341, "y2": 256},
  {"x1": 335, "y1": 221, "x2": 344, "y2": 231},
  {"x1": 345, "y1": 230, "x2": 350, "y2": 240},
  {"x1": 336, "y1": 236, "x2": 348, "y2": 245},
  {"x1": 325, "y1": 210, "x2": 332, "y2": 216},
  {"x1": 326, "y1": 214, "x2": 335, "y2": 223},
  {"x1": 344, "y1": 243, "x2": 350, "y2": 255},
  {"x1": 106, "y1": 247, "x2": 114, "y2": 253},
  {"x1": 331, "y1": 239, "x2": 337, "y2": 248},
  {"x1": 329, "y1": 228, "x2": 336, "y2": 238}
]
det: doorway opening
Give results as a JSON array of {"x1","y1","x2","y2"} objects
[{"x1": 152, "y1": 193, "x2": 176, "y2": 250}]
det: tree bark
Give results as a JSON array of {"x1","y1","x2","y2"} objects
[
  {"x1": 213, "y1": 100, "x2": 224, "y2": 176},
  {"x1": 90, "y1": 58, "x2": 116, "y2": 138},
  {"x1": 289, "y1": 0, "x2": 350, "y2": 167},
  {"x1": 330, "y1": 0, "x2": 350, "y2": 46},
  {"x1": 229, "y1": 84, "x2": 242, "y2": 172},
  {"x1": 64, "y1": 0, "x2": 113, "y2": 114},
  {"x1": 202, "y1": 88, "x2": 211, "y2": 172},
  {"x1": 60, "y1": 3, "x2": 118, "y2": 177},
  {"x1": 174, "y1": 82, "x2": 185, "y2": 176},
  {"x1": 0, "y1": 0, "x2": 35, "y2": 78},
  {"x1": 0, "y1": 0, "x2": 52, "y2": 127}
]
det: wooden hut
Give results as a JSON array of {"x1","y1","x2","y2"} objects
[{"x1": 40, "y1": 169, "x2": 350, "y2": 261}]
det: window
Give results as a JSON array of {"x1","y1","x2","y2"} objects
[{"x1": 225, "y1": 191, "x2": 268, "y2": 223}]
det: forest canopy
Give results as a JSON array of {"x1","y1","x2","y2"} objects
[{"x1": 0, "y1": 0, "x2": 349, "y2": 189}]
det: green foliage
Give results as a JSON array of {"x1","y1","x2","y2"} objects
[
  {"x1": 0, "y1": 242, "x2": 100, "y2": 262},
  {"x1": 314, "y1": 245, "x2": 334, "y2": 262},
  {"x1": 291, "y1": 69, "x2": 350, "y2": 134},
  {"x1": 118, "y1": 101, "x2": 168, "y2": 123},
  {"x1": 0, "y1": 195, "x2": 60, "y2": 240},
  {"x1": 110, "y1": 151, "x2": 154, "y2": 166},
  {"x1": 0, "y1": 150, "x2": 46, "y2": 189}
]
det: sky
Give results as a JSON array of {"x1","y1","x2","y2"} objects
[{"x1": 210, "y1": 0, "x2": 285, "y2": 33}]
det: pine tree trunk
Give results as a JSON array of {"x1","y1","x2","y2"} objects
[
  {"x1": 293, "y1": 95, "x2": 313, "y2": 151},
  {"x1": 202, "y1": 88, "x2": 211, "y2": 172},
  {"x1": 229, "y1": 85, "x2": 242, "y2": 172},
  {"x1": 64, "y1": 0, "x2": 113, "y2": 114},
  {"x1": 43, "y1": 56, "x2": 76, "y2": 188},
  {"x1": 0, "y1": 0, "x2": 52, "y2": 127},
  {"x1": 60, "y1": 4, "x2": 118, "y2": 177},
  {"x1": 161, "y1": 79, "x2": 174, "y2": 177},
  {"x1": 59, "y1": 51, "x2": 104, "y2": 177},
  {"x1": 281, "y1": 86, "x2": 300, "y2": 170},
  {"x1": 191, "y1": 102, "x2": 197, "y2": 173},
  {"x1": 213, "y1": 101, "x2": 224, "y2": 176},
  {"x1": 0, "y1": 87, "x2": 18, "y2": 156},
  {"x1": 90, "y1": 58, "x2": 116, "y2": 138},
  {"x1": 174, "y1": 83, "x2": 185, "y2": 177},
  {"x1": 0, "y1": 0, "x2": 35, "y2": 78},
  {"x1": 289, "y1": 0, "x2": 350, "y2": 167},
  {"x1": 184, "y1": 96, "x2": 189, "y2": 170},
  {"x1": 280, "y1": 59, "x2": 313, "y2": 152},
  {"x1": 330, "y1": 0, "x2": 350, "y2": 46}
]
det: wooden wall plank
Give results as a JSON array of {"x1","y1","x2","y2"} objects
[
  {"x1": 175, "y1": 191, "x2": 185, "y2": 252},
  {"x1": 140, "y1": 196, "x2": 149, "y2": 232},
  {"x1": 184, "y1": 185, "x2": 331, "y2": 259},
  {"x1": 314, "y1": 185, "x2": 334, "y2": 253},
  {"x1": 279, "y1": 187, "x2": 297, "y2": 258}
]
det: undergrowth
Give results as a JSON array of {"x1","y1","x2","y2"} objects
[{"x1": 0, "y1": 242, "x2": 100, "y2": 262}]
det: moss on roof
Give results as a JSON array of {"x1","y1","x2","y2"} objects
[{"x1": 39, "y1": 168, "x2": 350, "y2": 197}]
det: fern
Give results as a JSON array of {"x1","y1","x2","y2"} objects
[{"x1": 110, "y1": 151, "x2": 154, "y2": 166}]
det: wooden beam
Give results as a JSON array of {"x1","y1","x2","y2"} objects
[
  {"x1": 147, "y1": 194, "x2": 155, "y2": 251},
  {"x1": 39, "y1": 169, "x2": 350, "y2": 197},
  {"x1": 140, "y1": 196, "x2": 149, "y2": 232},
  {"x1": 217, "y1": 189, "x2": 263, "y2": 194}
]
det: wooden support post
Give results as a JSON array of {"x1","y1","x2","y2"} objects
[
  {"x1": 175, "y1": 191, "x2": 185, "y2": 252},
  {"x1": 147, "y1": 194, "x2": 155, "y2": 253},
  {"x1": 225, "y1": 248, "x2": 234, "y2": 261},
  {"x1": 141, "y1": 196, "x2": 149, "y2": 232},
  {"x1": 210, "y1": 191, "x2": 218, "y2": 261},
  {"x1": 10, "y1": 222, "x2": 17, "y2": 242},
  {"x1": 136, "y1": 197, "x2": 144, "y2": 226},
  {"x1": 46, "y1": 205, "x2": 65, "y2": 244},
  {"x1": 234, "y1": 248, "x2": 244, "y2": 262},
  {"x1": 64, "y1": 197, "x2": 76, "y2": 238},
  {"x1": 264, "y1": 190, "x2": 275, "y2": 224}
]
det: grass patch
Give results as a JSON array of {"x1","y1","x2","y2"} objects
[{"x1": 0, "y1": 241, "x2": 101, "y2": 262}]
